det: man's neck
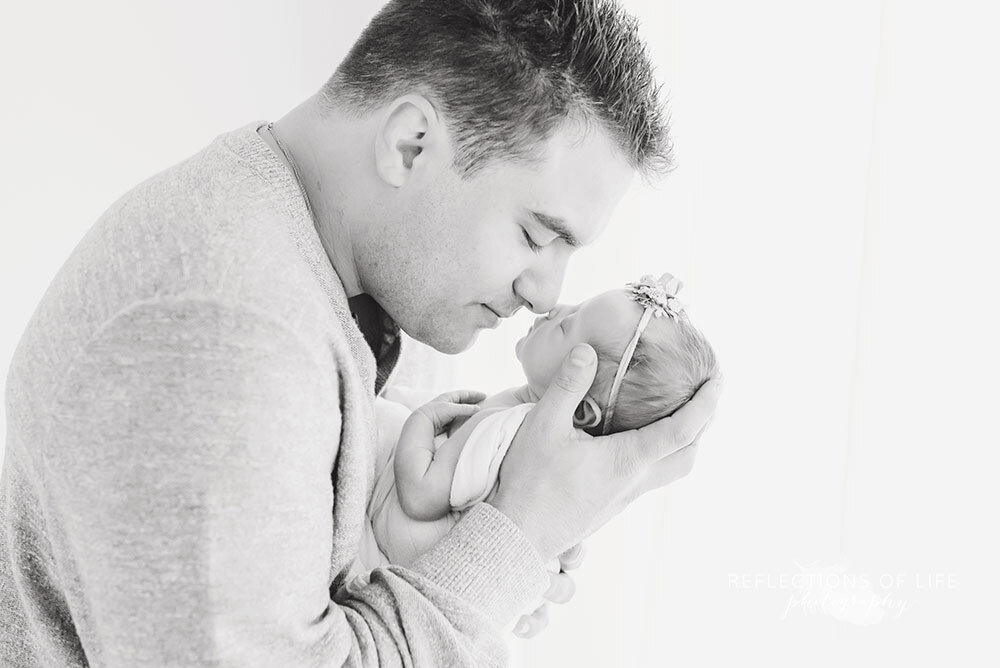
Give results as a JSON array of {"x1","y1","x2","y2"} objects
[{"x1": 258, "y1": 109, "x2": 364, "y2": 299}]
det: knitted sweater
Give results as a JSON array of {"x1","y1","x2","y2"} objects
[{"x1": 0, "y1": 121, "x2": 549, "y2": 667}]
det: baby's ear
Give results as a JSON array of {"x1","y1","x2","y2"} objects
[{"x1": 573, "y1": 395, "x2": 603, "y2": 429}]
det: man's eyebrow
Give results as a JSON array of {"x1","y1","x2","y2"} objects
[{"x1": 529, "y1": 210, "x2": 583, "y2": 248}]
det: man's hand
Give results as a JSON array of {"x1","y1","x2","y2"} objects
[
  {"x1": 489, "y1": 344, "x2": 723, "y2": 562},
  {"x1": 513, "y1": 542, "x2": 586, "y2": 638}
]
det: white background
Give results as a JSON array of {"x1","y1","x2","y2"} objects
[{"x1": 2, "y1": 1, "x2": 998, "y2": 666}]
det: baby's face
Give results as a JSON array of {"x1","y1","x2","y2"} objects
[{"x1": 515, "y1": 288, "x2": 641, "y2": 396}]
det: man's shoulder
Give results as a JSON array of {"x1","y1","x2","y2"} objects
[{"x1": 29, "y1": 121, "x2": 345, "y2": 366}]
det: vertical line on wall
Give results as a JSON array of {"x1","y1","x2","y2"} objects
[{"x1": 837, "y1": 0, "x2": 890, "y2": 664}]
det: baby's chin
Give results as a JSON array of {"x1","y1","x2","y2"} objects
[
  {"x1": 514, "y1": 341, "x2": 535, "y2": 380},
  {"x1": 513, "y1": 336, "x2": 545, "y2": 389},
  {"x1": 514, "y1": 328, "x2": 537, "y2": 363}
]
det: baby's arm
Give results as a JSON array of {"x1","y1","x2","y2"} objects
[
  {"x1": 394, "y1": 396, "x2": 507, "y2": 522},
  {"x1": 440, "y1": 384, "x2": 534, "y2": 435},
  {"x1": 476, "y1": 384, "x2": 538, "y2": 411}
]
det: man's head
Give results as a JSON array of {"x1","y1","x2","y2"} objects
[
  {"x1": 310, "y1": 0, "x2": 674, "y2": 353},
  {"x1": 322, "y1": 0, "x2": 674, "y2": 180}
]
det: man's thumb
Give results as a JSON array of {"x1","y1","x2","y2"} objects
[{"x1": 539, "y1": 344, "x2": 598, "y2": 414}]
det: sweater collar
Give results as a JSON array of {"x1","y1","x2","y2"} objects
[{"x1": 232, "y1": 120, "x2": 401, "y2": 395}]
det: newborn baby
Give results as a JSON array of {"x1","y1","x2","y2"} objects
[{"x1": 349, "y1": 273, "x2": 718, "y2": 597}]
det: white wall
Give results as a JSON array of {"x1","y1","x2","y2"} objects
[{"x1": 2, "y1": 1, "x2": 998, "y2": 666}]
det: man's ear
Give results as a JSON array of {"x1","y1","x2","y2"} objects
[
  {"x1": 374, "y1": 94, "x2": 442, "y2": 188},
  {"x1": 573, "y1": 395, "x2": 603, "y2": 430}
]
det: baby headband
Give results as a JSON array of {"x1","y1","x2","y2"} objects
[{"x1": 601, "y1": 273, "x2": 686, "y2": 435}]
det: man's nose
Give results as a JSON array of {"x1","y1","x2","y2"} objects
[
  {"x1": 519, "y1": 284, "x2": 560, "y2": 315},
  {"x1": 516, "y1": 257, "x2": 568, "y2": 314}
]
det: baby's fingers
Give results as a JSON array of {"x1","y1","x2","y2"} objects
[
  {"x1": 415, "y1": 401, "x2": 481, "y2": 433},
  {"x1": 431, "y1": 390, "x2": 487, "y2": 405}
]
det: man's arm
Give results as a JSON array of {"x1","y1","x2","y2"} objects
[{"x1": 43, "y1": 297, "x2": 548, "y2": 667}]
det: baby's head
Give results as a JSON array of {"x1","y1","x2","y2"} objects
[{"x1": 515, "y1": 275, "x2": 717, "y2": 436}]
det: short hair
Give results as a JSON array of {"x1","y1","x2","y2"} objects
[
  {"x1": 585, "y1": 312, "x2": 717, "y2": 437},
  {"x1": 320, "y1": 0, "x2": 674, "y2": 180}
]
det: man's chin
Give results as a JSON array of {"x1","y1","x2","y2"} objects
[
  {"x1": 438, "y1": 334, "x2": 478, "y2": 355},
  {"x1": 407, "y1": 322, "x2": 480, "y2": 355}
]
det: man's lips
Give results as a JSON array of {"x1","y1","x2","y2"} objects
[
  {"x1": 481, "y1": 305, "x2": 501, "y2": 329},
  {"x1": 486, "y1": 305, "x2": 520, "y2": 319}
]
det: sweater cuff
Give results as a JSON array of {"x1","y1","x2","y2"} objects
[{"x1": 409, "y1": 502, "x2": 549, "y2": 627}]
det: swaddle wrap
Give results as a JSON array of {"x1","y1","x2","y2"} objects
[
  {"x1": 450, "y1": 403, "x2": 536, "y2": 510},
  {"x1": 351, "y1": 396, "x2": 560, "y2": 607}
]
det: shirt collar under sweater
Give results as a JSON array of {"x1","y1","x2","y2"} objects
[{"x1": 347, "y1": 293, "x2": 402, "y2": 395}]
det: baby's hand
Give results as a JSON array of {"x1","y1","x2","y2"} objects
[
  {"x1": 410, "y1": 391, "x2": 486, "y2": 437},
  {"x1": 394, "y1": 390, "x2": 486, "y2": 521}
]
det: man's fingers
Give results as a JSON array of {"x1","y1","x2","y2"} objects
[
  {"x1": 534, "y1": 344, "x2": 598, "y2": 425},
  {"x1": 639, "y1": 376, "x2": 723, "y2": 463},
  {"x1": 635, "y1": 441, "x2": 699, "y2": 498},
  {"x1": 513, "y1": 603, "x2": 550, "y2": 638},
  {"x1": 431, "y1": 390, "x2": 487, "y2": 405},
  {"x1": 558, "y1": 542, "x2": 586, "y2": 571},
  {"x1": 543, "y1": 571, "x2": 576, "y2": 604}
]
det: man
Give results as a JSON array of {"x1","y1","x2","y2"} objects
[{"x1": 0, "y1": 0, "x2": 721, "y2": 665}]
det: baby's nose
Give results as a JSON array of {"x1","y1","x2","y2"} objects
[
  {"x1": 546, "y1": 303, "x2": 577, "y2": 320},
  {"x1": 546, "y1": 304, "x2": 568, "y2": 319}
]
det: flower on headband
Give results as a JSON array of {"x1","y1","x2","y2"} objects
[{"x1": 626, "y1": 273, "x2": 686, "y2": 319}]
